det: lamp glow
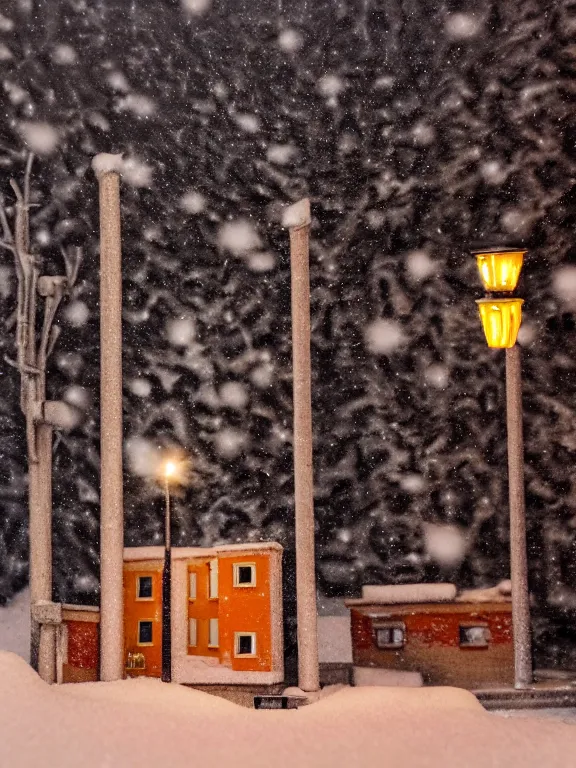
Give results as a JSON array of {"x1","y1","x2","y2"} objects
[
  {"x1": 475, "y1": 250, "x2": 525, "y2": 292},
  {"x1": 476, "y1": 298, "x2": 524, "y2": 349},
  {"x1": 164, "y1": 461, "x2": 176, "y2": 479}
]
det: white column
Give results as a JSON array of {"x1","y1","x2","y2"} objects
[
  {"x1": 93, "y1": 156, "x2": 125, "y2": 681},
  {"x1": 284, "y1": 199, "x2": 320, "y2": 692}
]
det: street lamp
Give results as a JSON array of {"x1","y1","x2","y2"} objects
[
  {"x1": 472, "y1": 247, "x2": 532, "y2": 688},
  {"x1": 161, "y1": 459, "x2": 176, "y2": 683}
]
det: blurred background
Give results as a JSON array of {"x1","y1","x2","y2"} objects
[{"x1": 0, "y1": 0, "x2": 576, "y2": 670}]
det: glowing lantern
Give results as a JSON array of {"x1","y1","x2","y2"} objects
[
  {"x1": 475, "y1": 250, "x2": 525, "y2": 292},
  {"x1": 476, "y1": 298, "x2": 524, "y2": 349}
]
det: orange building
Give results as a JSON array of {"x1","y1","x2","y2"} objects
[{"x1": 123, "y1": 542, "x2": 284, "y2": 685}]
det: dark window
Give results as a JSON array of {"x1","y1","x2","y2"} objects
[
  {"x1": 137, "y1": 576, "x2": 153, "y2": 599},
  {"x1": 375, "y1": 625, "x2": 405, "y2": 649},
  {"x1": 237, "y1": 634, "x2": 255, "y2": 655},
  {"x1": 237, "y1": 566, "x2": 254, "y2": 585},
  {"x1": 138, "y1": 621, "x2": 153, "y2": 644},
  {"x1": 459, "y1": 625, "x2": 490, "y2": 647}
]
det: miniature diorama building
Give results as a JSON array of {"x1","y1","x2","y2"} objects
[
  {"x1": 346, "y1": 583, "x2": 514, "y2": 689},
  {"x1": 59, "y1": 605, "x2": 100, "y2": 683},
  {"x1": 123, "y1": 542, "x2": 284, "y2": 685}
]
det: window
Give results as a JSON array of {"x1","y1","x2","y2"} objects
[
  {"x1": 189, "y1": 618, "x2": 197, "y2": 647},
  {"x1": 234, "y1": 632, "x2": 256, "y2": 657},
  {"x1": 233, "y1": 563, "x2": 256, "y2": 587},
  {"x1": 137, "y1": 620, "x2": 153, "y2": 646},
  {"x1": 374, "y1": 623, "x2": 405, "y2": 649},
  {"x1": 189, "y1": 572, "x2": 197, "y2": 600},
  {"x1": 126, "y1": 652, "x2": 145, "y2": 670},
  {"x1": 459, "y1": 624, "x2": 490, "y2": 648},
  {"x1": 209, "y1": 618, "x2": 219, "y2": 648},
  {"x1": 136, "y1": 576, "x2": 153, "y2": 600},
  {"x1": 209, "y1": 560, "x2": 218, "y2": 599}
]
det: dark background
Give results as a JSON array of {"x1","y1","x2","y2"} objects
[{"x1": 1, "y1": 0, "x2": 576, "y2": 669}]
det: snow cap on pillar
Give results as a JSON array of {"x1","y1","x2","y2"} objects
[
  {"x1": 282, "y1": 198, "x2": 311, "y2": 230},
  {"x1": 91, "y1": 153, "x2": 124, "y2": 179}
]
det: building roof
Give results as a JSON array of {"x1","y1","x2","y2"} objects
[{"x1": 123, "y1": 542, "x2": 283, "y2": 562}]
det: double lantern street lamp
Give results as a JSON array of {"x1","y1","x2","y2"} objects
[{"x1": 473, "y1": 248, "x2": 532, "y2": 688}]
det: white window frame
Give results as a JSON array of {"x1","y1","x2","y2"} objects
[
  {"x1": 137, "y1": 620, "x2": 154, "y2": 647},
  {"x1": 208, "y1": 618, "x2": 219, "y2": 648},
  {"x1": 188, "y1": 618, "x2": 197, "y2": 647},
  {"x1": 373, "y1": 622, "x2": 405, "y2": 650},
  {"x1": 234, "y1": 632, "x2": 257, "y2": 658},
  {"x1": 233, "y1": 562, "x2": 256, "y2": 588},
  {"x1": 188, "y1": 572, "x2": 197, "y2": 600},
  {"x1": 136, "y1": 575, "x2": 154, "y2": 601},
  {"x1": 209, "y1": 559, "x2": 218, "y2": 599},
  {"x1": 459, "y1": 623, "x2": 491, "y2": 648}
]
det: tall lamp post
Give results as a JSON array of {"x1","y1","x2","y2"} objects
[
  {"x1": 161, "y1": 460, "x2": 176, "y2": 683},
  {"x1": 473, "y1": 247, "x2": 532, "y2": 689}
]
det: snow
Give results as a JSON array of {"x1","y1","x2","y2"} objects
[
  {"x1": 91, "y1": 152, "x2": 124, "y2": 176},
  {"x1": 0, "y1": 44, "x2": 12, "y2": 60},
  {"x1": 317, "y1": 616, "x2": 352, "y2": 664},
  {"x1": 317, "y1": 74, "x2": 344, "y2": 98},
  {"x1": 179, "y1": 190, "x2": 206, "y2": 214},
  {"x1": 246, "y1": 251, "x2": 276, "y2": 272},
  {"x1": 233, "y1": 113, "x2": 261, "y2": 133},
  {"x1": 121, "y1": 156, "x2": 153, "y2": 187},
  {"x1": 267, "y1": 144, "x2": 298, "y2": 165},
  {"x1": 405, "y1": 250, "x2": 437, "y2": 281},
  {"x1": 52, "y1": 44, "x2": 77, "y2": 65},
  {"x1": 277, "y1": 28, "x2": 304, "y2": 52},
  {"x1": 181, "y1": 0, "x2": 212, "y2": 16},
  {"x1": 457, "y1": 580, "x2": 512, "y2": 604},
  {"x1": 353, "y1": 667, "x2": 423, "y2": 687},
  {"x1": 552, "y1": 266, "x2": 576, "y2": 308},
  {"x1": 282, "y1": 199, "x2": 311, "y2": 229},
  {"x1": 166, "y1": 316, "x2": 195, "y2": 347},
  {"x1": 18, "y1": 122, "x2": 60, "y2": 154},
  {"x1": 63, "y1": 385, "x2": 91, "y2": 411},
  {"x1": 423, "y1": 523, "x2": 468, "y2": 568},
  {"x1": 358, "y1": 583, "x2": 457, "y2": 604},
  {"x1": 0, "y1": 13, "x2": 14, "y2": 31},
  {"x1": 364, "y1": 319, "x2": 405, "y2": 355},
  {"x1": 424, "y1": 363, "x2": 449, "y2": 389},
  {"x1": 118, "y1": 94, "x2": 157, "y2": 117},
  {"x1": 0, "y1": 590, "x2": 30, "y2": 662},
  {"x1": 2, "y1": 652, "x2": 576, "y2": 768},
  {"x1": 218, "y1": 219, "x2": 262, "y2": 255},
  {"x1": 107, "y1": 71, "x2": 130, "y2": 92},
  {"x1": 129, "y1": 378, "x2": 152, "y2": 397},
  {"x1": 214, "y1": 427, "x2": 247, "y2": 459},
  {"x1": 64, "y1": 300, "x2": 89, "y2": 327},
  {"x1": 219, "y1": 381, "x2": 249, "y2": 409},
  {"x1": 445, "y1": 13, "x2": 484, "y2": 40},
  {"x1": 124, "y1": 436, "x2": 161, "y2": 478}
]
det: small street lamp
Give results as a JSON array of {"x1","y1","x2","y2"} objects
[
  {"x1": 161, "y1": 459, "x2": 176, "y2": 683},
  {"x1": 473, "y1": 248, "x2": 532, "y2": 688}
]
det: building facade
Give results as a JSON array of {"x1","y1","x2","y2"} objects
[
  {"x1": 346, "y1": 583, "x2": 514, "y2": 689},
  {"x1": 123, "y1": 542, "x2": 284, "y2": 685}
]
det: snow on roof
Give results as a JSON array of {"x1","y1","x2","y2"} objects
[
  {"x1": 123, "y1": 542, "x2": 282, "y2": 562},
  {"x1": 349, "y1": 583, "x2": 457, "y2": 605},
  {"x1": 456, "y1": 580, "x2": 512, "y2": 604},
  {"x1": 1, "y1": 651, "x2": 575, "y2": 768}
]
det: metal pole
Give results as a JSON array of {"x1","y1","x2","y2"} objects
[
  {"x1": 286, "y1": 199, "x2": 320, "y2": 693},
  {"x1": 162, "y1": 478, "x2": 171, "y2": 683},
  {"x1": 505, "y1": 344, "x2": 532, "y2": 688},
  {"x1": 29, "y1": 422, "x2": 55, "y2": 682},
  {"x1": 94, "y1": 161, "x2": 125, "y2": 682}
]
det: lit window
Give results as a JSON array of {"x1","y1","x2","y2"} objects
[
  {"x1": 126, "y1": 652, "x2": 145, "y2": 670},
  {"x1": 459, "y1": 625, "x2": 490, "y2": 648},
  {"x1": 189, "y1": 618, "x2": 197, "y2": 647},
  {"x1": 209, "y1": 618, "x2": 219, "y2": 648},
  {"x1": 189, "y1": 572, "x2": 197, "y2": 600},
  {"x1": 374, "y1": 623, "x2": 405, "y2": 649},
  {"x1": 137, "y1": 620, "x2": 153, "y2": 645},
  {"x1": 233, "y1": 563, "x2": 256, "y2": 587},
  {"x1": 209, "y1": 560, "x2": 218, "y2": 599},
  {"x1": 137, "y1": 576, "x2": 153, "y2": 600},
  {"x1": 234, "y1": 632, "x2": 256, "y2": 657}
]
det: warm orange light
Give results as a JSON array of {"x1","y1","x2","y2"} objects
[
  {"x1": 476, "y1": 298, "x2": 523, "y2": 348},
  {"x1": 475, "y1": 250, "x2": 525, "y2": 292},
  {"x1": 164, "y1": 461, "x2": 176, "y2": 479}
]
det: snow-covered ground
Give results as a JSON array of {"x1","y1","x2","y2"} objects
[
  {"x1": 1, "y1": 652, "x2": 576, "y2": 768},
  {"x1": 0, "y1": 589, "x2": 29, "y2": 663}
]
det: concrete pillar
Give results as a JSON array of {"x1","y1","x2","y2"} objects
[
  {"x1": 284, "y1": 199, "x2": 320, "y2": 692},
  {"x1": 29, "y1": 421, "x2": 55, "y2": 682},
  {"x1": 93, "y1": 156, "x2": 124, "y2": 681}
]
